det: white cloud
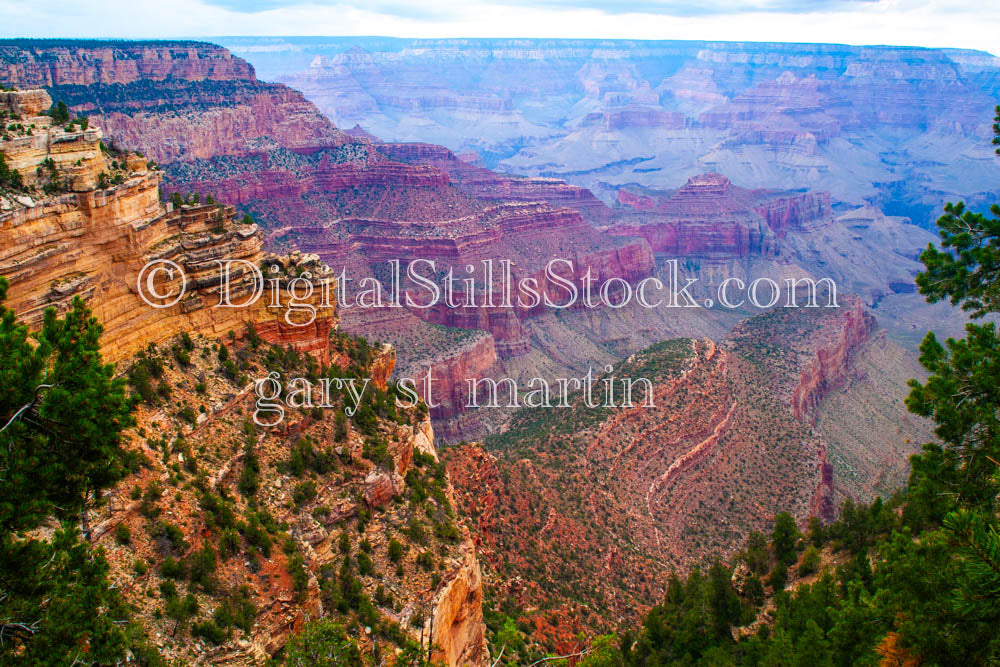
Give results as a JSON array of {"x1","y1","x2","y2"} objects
[{"x1": 0, "y1": 0, "x2": 996, "y2": 55}]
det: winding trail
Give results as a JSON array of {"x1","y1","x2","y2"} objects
[{"x1": 645, "y1": 399, "x2": 737, "y2": 516}]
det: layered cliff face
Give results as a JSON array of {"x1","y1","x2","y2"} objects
[
  {"x1": 0, "y1": 90, "x2": 336, "y2": 363},
  {"x1": 0, "y1": 41, "x2": 256, "y2": 86},
  {"x1": 235, "y1": 37, "x2": 1000, "y2": 229},
  {"x1": 377, "y1": 141, "x2": 613, "y2": 224},
  {"x1": 267, "y1": 194, "x2": 654, "y2": 433},
  {"x1": 609, "y1": 172, "x2": 935, "y2": 312},
  {"x1": 611, "y1": 172, "x2": 834, "y2": 261},
  {"x1": 444, "y1": 299, "x2": 928, "y2": 637},
  {"x1": 428, "y1": 541, "x2": 489, "y2": 666},
  {"x1": 0, "y1": 40, "x2": 348, "y2": 163}
]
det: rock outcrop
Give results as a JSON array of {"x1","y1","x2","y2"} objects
[
  {"x1": 0, "y1": 41, "x2": 256, "y2": 86},
  {"x1": 0, "y1": 90, "x2": 335, "y2": 362},
  {"x1": 789, "y1": 299, "x2": 876, "y2": 422},
  {"x1": 428, "y1": 541, "x2": 489, "y2": 667},
  {"x1": 611, "y1": 173, "x2": 833, "y2": 261}
]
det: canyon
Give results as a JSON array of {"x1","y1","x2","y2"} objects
[
  {"x1": 231, "y1": 37, "x2": 1000, "y2": 230},
  {"x1": 0, "y1": 87, "x2": 489, "y2": 665},
  {"x1": 0, "y1": 38, "x2": 957, "y2": 658},
  {"x1": 445, "y1": 297, "x2": 933, "y2": 640},
  {"x1": 0, "y1": 40, "x2": 663, "y2": 435},
  {"x1": 0, "y1": 41, "x2": 943, "y2": 442}
]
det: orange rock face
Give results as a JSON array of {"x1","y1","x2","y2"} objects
[
  {"x1": 790, "y1": 299, "x2": 875, "y2": 422},
  {"x1": 0, "y1": 107, "x2": 335, "y2": 363},
  {"x1": 429, "y1": 541, "x2": 490, "y2": 667}
]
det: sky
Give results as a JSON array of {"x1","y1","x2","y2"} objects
[{"x1": 0, "y1": 0, "x2": 998, "y2": 55}]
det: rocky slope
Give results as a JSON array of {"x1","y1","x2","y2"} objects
[
  {"x1": 444, "y1": 297, "x2": 930, "y2": 644},
  {"x1": 89, "y1": 329, "x2": 489, "y2": 665},
  {"x1": 0, "y1": 93, "x2": 490, "y2": 665}
]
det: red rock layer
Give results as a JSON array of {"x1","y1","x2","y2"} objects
[
  {"x1": 277, "y1": 202, "x2": 654, "y2": 359},
  {"x1": 0, "y1": 41, "x2": 257, "y2": 86},
  {"x1": 377, "y1": 142, "x2": 613, "y2": 224},
  {"x1": 790, "y1": 299, "x2": 876, "y2": 422},
  {"x1": 754, "y1": 191, "x2": 833, "y2": 238},
  {"x1": 612, "y1": 172, "x2": 833, "y2": 257}
]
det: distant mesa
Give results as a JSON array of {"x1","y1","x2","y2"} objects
[{"x1": 611, "y1": 171, "x2": 833, "y2": 261}]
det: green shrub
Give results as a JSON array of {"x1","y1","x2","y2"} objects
[
  {"x1": 292, "y1": 480, "x2": 317, "y2": 508},
  {"x1": 214, "y1": 586, "x2": 256, "y2": 632},
  {"x1": 188, "y1": 545, "x2": 218, "y2": 592},
  {"x1": 357, "y1": 551, "x2": 374, "y2": 576},
  {"x1": 178, "y1": 405, "x2": 197, "y2": 425},
  {"x1": 192, "y1": 620, "x2": 226, "y2": 644},
  {"x1": 798, "y1": 546, "x2": 821, "y2": 577},
  {"x1": 219, "y1": 528, "x2": 241, "y2": 559},
  {"x1": 767, "y1": 561, "x2": 787, "y2": 591},
  {"x1": 415, "y1": 552, "x2": 434, "y2": 571},
  {"x1": 388, "y1": 538, "x2": 404, "y2": 563},
  {"x1": 160, "y1": 556, "x2": 185, "y2": 579}
]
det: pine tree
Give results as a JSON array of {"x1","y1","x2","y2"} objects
[
  {"x1": 0, "y1": 279, "x2": 145, "y2": 662},
  {"x1": 771, "y1": 512, "x2": 800, "y2": 565}
]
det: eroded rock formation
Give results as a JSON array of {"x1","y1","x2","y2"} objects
[
  {"x1": 445, "y1": 301, "x2": 927, "y2": 633},
  {"x1": 612, "y1": 173, "x2": 833, "y2": 261},
  {"x1": 0, "y1": 90, "x2": 335, "y2": 362}
]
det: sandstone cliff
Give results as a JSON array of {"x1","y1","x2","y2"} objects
[
  {"x1": 0, "y1": 90, "x2": 335, "y2": 363},
  {"x1": 0, "y1": 41, "x2": 347, "y2": 163}
]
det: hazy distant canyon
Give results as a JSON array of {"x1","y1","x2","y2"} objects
[{"x1": 217, "y1": 37, "x2": 1000, "y2": 230}]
